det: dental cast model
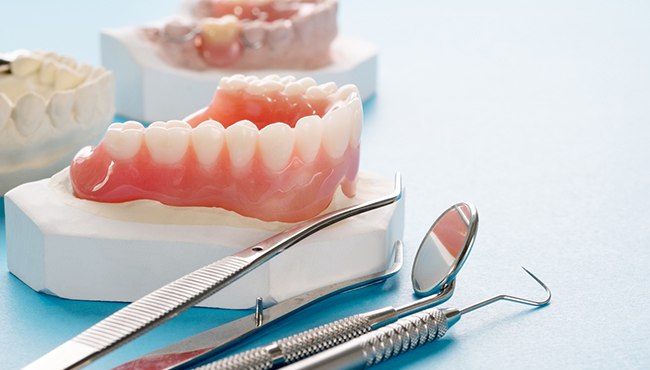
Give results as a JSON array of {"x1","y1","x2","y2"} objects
[
  {"x1": 70, "y1": 75, "x2": 362, "y2": 222},
  {"x1": 0, "y1": 51, "x2": 114, "y2": 194},
  {"x1": 142, "y1": 0, "x2": 337, "y2": 70}
]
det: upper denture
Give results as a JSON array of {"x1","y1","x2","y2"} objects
[{"x1": 70, "y1": 75, "x2": 362, "y2": 222}]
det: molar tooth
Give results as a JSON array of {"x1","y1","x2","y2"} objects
[
  {"x1": 11, "y1": 55, "x2": 42, "y2": 76},
  {"x1": 295, "y1": 115, "x2": 322, "y2": 163},
  {"x1": 259, "y1": 80, "x2": 284, "y2": 93},
  {"x1": 13, "y1": 93, "x2": 46, "y2": 136},
  {"x1": 283, "y1": 82, "x2": 305, "y2": 96},
  {"x1": 305, "y1": 86, "x2": 328, "y2": 100},
  {"x1": 280, "y1": 76, "x2": 296, "y2": 84},
  {"x1": 48, "y1": 90, "x2": 77, "y2": 129},
  {"x1": 145, "y1": 125, "x2": 190, "y2": 164},
  {"x1": 199, "y1": 15, "x2": 240, "y2": 44},
  {"x1": 320, "y1": 82, "x2": 337, "y2": 95},
  {"x1": 245, "y1": 80, "x2": 266, "y2": 95},
  {"x1": 166, "y1": 119, "x2": 191, "y2": 129},
  {"x1": 335, "y1": 84, "x2": 360, "y2": 100},
  {"x1": 122, "y1": 120, "x2": 145, "y2": 131},
  {"x1": 221, "y1": 74, "x2": 247, "y2": 90},
  {"x1": 322, "y1": 105, "x2": 352, "y2": 158},
  {"x1": 55, "y1": 65, "x2": 85, "y2": 90},
  {"x1": 39, "y1": 60, "x2": 57, "y2": 85},
  {"x1": 0, "y1": 94, "x2": 12, "y2": 131},
  {"x1": 104, "y1": 123, "x2": 143, "y2": 160},
  {"x1": 259, "y1": 122, "x2": 294, "y2": 172},
  {"x1": 245, "y1": 75, "x2": 259, "y2": 83},
  {"x1": 226, "y1": 120, "x2": 259, "y2": 169},
  {"x1": 192, "y1": 120, "x2": 226, "y2": 166},
  {"x1": 349, "y1": 97, "x2": 363, "y2": 148},
  {"x1": 297, "y1": 77, "x2": 316, "y2": 88},
  {"x1": 263, "y1": 74, "x2": 281, "y2": 82}
]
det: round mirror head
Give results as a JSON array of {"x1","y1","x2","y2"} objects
[{"x1": 411, "y1": 202, "x2": 478, "y2": 296}]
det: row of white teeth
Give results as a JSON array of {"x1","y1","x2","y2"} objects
[
  {"x1": 10, "y1": 52, "x2": 104, "y2": 91},
  {"x1": 219, "y1": 74, "x2": 360, "y2": 100},
  {"x1": 104, "y1": 100, "x2": 362, "y2": 171}
]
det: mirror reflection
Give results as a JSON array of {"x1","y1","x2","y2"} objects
[{"x1": 411, "y1": 203, "x2": 477, "y2": 295}]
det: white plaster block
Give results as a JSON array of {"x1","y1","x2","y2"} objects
[
  {"x1": 5, "y1": 170, "x2": 403, "y2": 309},
  {"x1": 101, "y1": 27, "x2": 378, "y2": 122}
]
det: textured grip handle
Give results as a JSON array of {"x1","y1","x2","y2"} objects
[
  {"x1": 73, "y1": 256, "x2": 249, "y2": 354},
  {"x1": 360, "y1": 309, "x2": 448, "y2": 367},
  {"x1": 197, "y1": 314, "x2": 373, "y2": 370}
]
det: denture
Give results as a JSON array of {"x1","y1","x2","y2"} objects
[
  {"x1": 70, "y1": 75, "x2": 362, "y2": 222},
  {"x1": 142, "y1": 0, "x2": 337, "y2": 70},
  {"x1": 0, "y1": 50, "x2": 114, "y2": 194}
]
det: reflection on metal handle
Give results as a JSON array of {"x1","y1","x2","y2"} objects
[{"x1": 196, "y1": 315, "x2": 373, "y2": 370}]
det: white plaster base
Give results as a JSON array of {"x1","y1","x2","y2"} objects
[
  {"x1": 5, "y1": 170, "x2": 403, "y2": 309},
  {"x1": 101, "y1": 27, "x2": 378, "y2": 122}
]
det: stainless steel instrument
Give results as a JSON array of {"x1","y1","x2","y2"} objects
[
  {"x1": 282, "y1": 268, "x2": 551, "y2": 370},
  {"x1": 113, "y1": 241, "x2": 404, "y2": 370},
  {"x1": 194, "y1": 202, "x2": 479, "y2": 370},
  {"x1": 23, "y1": 173, "x2": 403, "y2": 370}
]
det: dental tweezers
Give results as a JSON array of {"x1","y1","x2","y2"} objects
[
  {"x1": 114, "y1": 242, "x2": 402, "y2": 370},
  {"x1": 24, "y1": 173, "x2": 402, "y2": 370}
]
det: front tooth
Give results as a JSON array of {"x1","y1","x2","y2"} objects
[
  {"x1": 226, "y1": 120, "x2": 258, "y2": 169},
  {"x1": 13, "y1": 93, "x2": 46, "y2": 136},
  {"x1": 39, "y1": 60, "x2": 57, "y2": 85},
  {"x1": 199, "y1": 15, "x2": 241, "y2": 44},
  {"x1": 305, "y1": 86, "x2": 328, "y2": 100},
  {"x1": 294, "y1": 115, "x2": 322, "y2": 163},
  {"x1": 349, "y1": 98, "x2": 363, "y2": 148},
  {"x1": 259, "y1": 122, "x2": 294, "y2": 172},
  {"x1": 0, "y1": 93, "x2": 12, "y2": 131},
  {"x1": 322, "y1": 106, "x2": 352, "y2": 158},
  {"x1": 244, "y1": 75, "x2": 259, "y2": 83},
  {"x1": 145, "y1": 125, "x2": 190, "y2": 164},
  {"x1": 192, "y1": 120, "x2": 225, "y2": 166},
  {"x1": 75, "y1": 82, "x2": 99, "y2": 124},
  {"x1": 48, "y1": 90, "x2": 77, "y2": 129},
  {"x1": 55, "y1": 65, "x2": 85, "y2": 90},
  {"x1": 11, "y1": 55, "x2": 42, "y2": 76},
  {"x1": 104, "y1": 123, "x2": 144, "y2": 160}
]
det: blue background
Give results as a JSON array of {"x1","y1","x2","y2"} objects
[{"x1": 2, "y1": 1, "x2": 650, "y2": 369}]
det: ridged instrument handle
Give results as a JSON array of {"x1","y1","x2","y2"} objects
[
  {"x1": 195, "y1": 314, "x2": 374, "y2": 370},
  {"x1": 281, "y1": 309, "x2": 449, "y2": 370}
]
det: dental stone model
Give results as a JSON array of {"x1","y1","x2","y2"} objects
[
  {"x1": 71, "y1": 75, "x2": 361, "y2": 222},
  {"x1": 145, "y1": 0, "x2": 337, "y2": 70},
  {"x1": 101, "y1": 0, "x2": 377, "y2": 122},
  {"x1": 0, "y1": 51, "x2": 114, "y2": 194},
  {"x1": 4, "y1": 76, "x2": 403, "y2": 309}
]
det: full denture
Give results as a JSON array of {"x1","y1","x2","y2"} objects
[
  {"x1": 143, "y1": 0, "x2": 337, "y2": 70},
  {"x1": 70, "y1": 75, "x2": 362, "y2": 222}
]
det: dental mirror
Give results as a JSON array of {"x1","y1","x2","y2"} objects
[{"x1": 411, "y1": 202, "x2": 478, "y2": 296}]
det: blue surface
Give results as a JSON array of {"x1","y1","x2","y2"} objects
[{"x1": 2, "y1": 1, "x2": 650, "y2": 369}]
